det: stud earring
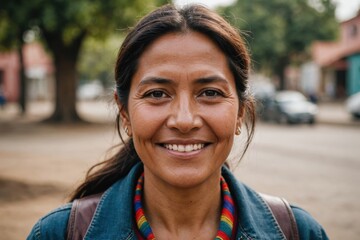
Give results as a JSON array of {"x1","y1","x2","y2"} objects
[
  {"x1": 235, "y1": 127, "x2": 241, "y2": 135},
  {"x1": 124, "y1": 126, "x2": 132, "y2": 137}
]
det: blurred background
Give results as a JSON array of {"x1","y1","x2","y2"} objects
[{"x1": 0, "y1": 0, "x2": 359, "y2": 239}]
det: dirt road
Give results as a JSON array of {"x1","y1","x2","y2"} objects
[{"x1": 0, "y1": 122, "x2": 117, "y2": 239}]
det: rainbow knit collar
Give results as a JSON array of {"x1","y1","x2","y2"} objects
[{"x1": 134, "y1": 173, "x2": 236, "y2": 240}]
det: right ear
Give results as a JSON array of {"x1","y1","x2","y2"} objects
[{"x1": 114, "y1": 92, "x2": 131, "y2": 136}]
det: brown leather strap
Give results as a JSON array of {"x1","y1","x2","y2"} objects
[
  {"x1": 260, "y1": 193, "x2": 300, "y2": 240},
  {"x1": 67, "y1": 193, "x2": 102, "y2": 240}
]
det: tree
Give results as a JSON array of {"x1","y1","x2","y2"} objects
[
  {"x1": 220, "y1": 0, "x2": 338, "y2": 89},
  {"x1": 1, "y1": 0, "x2": 168, "y2": 122},
  {"x1": 78, "y1": 35, "x2": 123, "y2": 87},
  {"x1": 0, "y1": 8, "x2": 28, "y2": 113}
]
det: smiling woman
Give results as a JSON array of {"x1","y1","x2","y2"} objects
[
  {"x1": 27, "y1": 4, "x2": 328, "y2": 240},
  {"x1": 123, "y1": 32, "x2": 241, "y2": 190}
]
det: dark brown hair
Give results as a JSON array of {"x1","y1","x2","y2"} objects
[{"x1": 70, "y1": 4, "x2": 255, "y2": 201}]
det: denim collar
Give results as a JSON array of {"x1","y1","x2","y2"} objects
[
  {"x1": 84, "y1": 163, "x2": 284, "y2": 240},
  {"x1": 84, "y1": 163, "x2": 143, "y2": 240},
  {"x1": 222, "y1": 167, "x2": 286, "y2": 240}
]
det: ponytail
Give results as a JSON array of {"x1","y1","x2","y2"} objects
[{"x1": 69, "y1": 115, "x2": 140, "y2": 201}]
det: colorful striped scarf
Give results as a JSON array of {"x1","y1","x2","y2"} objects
[{"x1": 134, "y1": 173, "x2": 236, "y2": 240}]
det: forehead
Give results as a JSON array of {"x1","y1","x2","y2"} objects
[
  {"x1": 132, "y1": 31, "x2": 234, "y2": 85},
  {"x1": 139, "y1": 31, "x2": 225, "y2": 63}
]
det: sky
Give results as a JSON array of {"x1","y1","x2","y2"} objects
[{"x1": 173, "y1": 0, "x2": 360, "y2": 21}]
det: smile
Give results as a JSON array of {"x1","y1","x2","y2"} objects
[{"x1": 163, "y1": 143, "x2": 205, "y2": 152}]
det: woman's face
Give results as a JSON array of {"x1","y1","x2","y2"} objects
[{"x1": 122, "y1": 31, "x2": 242, "y2": 188}]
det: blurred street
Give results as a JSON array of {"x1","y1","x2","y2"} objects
[
  {"x1": 234, "y1": 123, "x2": 360, "y2": 240},
  {"x1": 0, "y1": 100, "x2": 360, "y2": 239},
  {"x1": 1, "y1": 99, "x2": 359, "y2": 126}
]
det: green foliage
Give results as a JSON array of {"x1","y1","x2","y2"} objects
[
  {"x1": 0, "y1": 0, "x2": 169, "y2": 121},
  {"x1": 0, "y1": 11, "x2": 12, "y2": 50},
  {"x1": 1, "y1": 0, "x2": 170, "y2": 51},
  {"x1": 78, "y1": 34, "x2": 123, "y2": 86},
  {"x1": 220, "y1": 0, "x2": 338, "y2": 76},
  {"x1": 2, "y1": 0, "x2": 158, "y2": 44}
]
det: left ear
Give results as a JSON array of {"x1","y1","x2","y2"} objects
[
  {"x1": 236, "y1": 107, "x2": 245, "y2": 135},
  {"x1": 114, "y1": 91, "x2": 132, "y2": 137}
]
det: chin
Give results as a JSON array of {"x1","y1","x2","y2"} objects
[{"x1": 161, "y1": 167, "x2": 221, "y2": 189}]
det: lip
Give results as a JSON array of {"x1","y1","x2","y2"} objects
[
  {"x1": 158, "y1": 138, "x2": 210, "y2": 145},
  {"x1": 156, "y1": 139, "x2": 211, "y2": 158},
  {"x1": 160, "y1": 146, "x2": 208, "y2": 158},
  {"x1": 163, "y1": 143, "x2": 205, "y2": 152}
]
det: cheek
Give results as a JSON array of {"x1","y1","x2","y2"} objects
[
  {"x1": 129, "y1": 104, "x2": 167, "y2": 140},
  {"x1": 201, "y1": 104, "x2": 239, "y2": 136}
]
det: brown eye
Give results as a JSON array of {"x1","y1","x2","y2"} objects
[
  {"x1": 146, "y1": 90, "x2": 168, "y2": 99},
  {"x1": 201, "y1": 90, "x2": 222, "y2": 98}
]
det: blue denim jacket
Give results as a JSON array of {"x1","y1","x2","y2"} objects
[{"x1": 27, "y1": 163, "x2": 328, "y2": 239}]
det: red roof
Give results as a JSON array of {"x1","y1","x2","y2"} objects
[{"x1": 312, "y1": 12, "x2": 360, "y2": 67}]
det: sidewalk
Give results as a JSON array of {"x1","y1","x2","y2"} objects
[
  {"x1": 316, "y1": 101, "x2": 360, "y2": 127},
  {"x1": 1, "y1": 100, "x2": 359, "y2": 127},
  {"x1": 0, "y1": 100, "x2": 115, "y2": 124}
]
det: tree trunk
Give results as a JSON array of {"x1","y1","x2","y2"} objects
[
  {"x1": 43, "y1": 31, "x2": 86, "y2": 123},
  {"x1": 49, "y1": 49, "x2": 81, "y2": 122},
  {"x1": 18, "y1": 42, "x2": 26, "y2": 114},
  {"x1": 275, "y1": 57, "x2": 288, "y2": 90},
  {"x1": 278, "y1": 66, "x2": 286, "y2": 90}
]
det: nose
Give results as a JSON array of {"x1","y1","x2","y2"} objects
[{"x1": 166, "y1": 94, "x2": 202, "y2": 133}]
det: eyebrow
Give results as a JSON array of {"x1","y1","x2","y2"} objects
[
  {"x1": 138, "y1": 77, "x2": 174, "y2": 87},
  {"x1": 137, "y1": 75, "x2": 230, "y2": 88},
  {"x1": 194, "y1": 76, "x2": 230, "y2": 86}
]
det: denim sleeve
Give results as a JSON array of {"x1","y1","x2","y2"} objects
[
  {"x1": 27, "y1": 203, "x2": 72, "y2": 240},
  {"x1": 292, "y1": 206, "x2": 329, "y2": 240}
]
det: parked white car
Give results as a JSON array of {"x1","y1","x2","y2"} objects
[
  {"x1": 346, "y1": 92, "x2": 360, "y2": 119},
  {"x1": 262, "y1": 91, "x2": 318, "y2": 124}
]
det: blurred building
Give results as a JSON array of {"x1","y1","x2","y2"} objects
[
  {"x1": 0, "y1": 42, "x2": 54, "y2": 102},
  {"x1": 311, "y1": 11, "x2": 360, "y2": 100}
]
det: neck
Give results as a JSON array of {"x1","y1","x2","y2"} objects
[{"x1": 143, "y1": 171, "x2": 222, "y2": 239}]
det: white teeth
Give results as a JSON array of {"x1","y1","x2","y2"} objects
[
  {"x1": 164, "y1": 144, "x2": 205, "y2": 152},
  {"x1": 178, "y1": 145, "x2": 185, "y2": 152}
]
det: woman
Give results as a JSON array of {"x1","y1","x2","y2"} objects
[{"x1": 27, "y1": 4, "x2": 328, "y2": 240}]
